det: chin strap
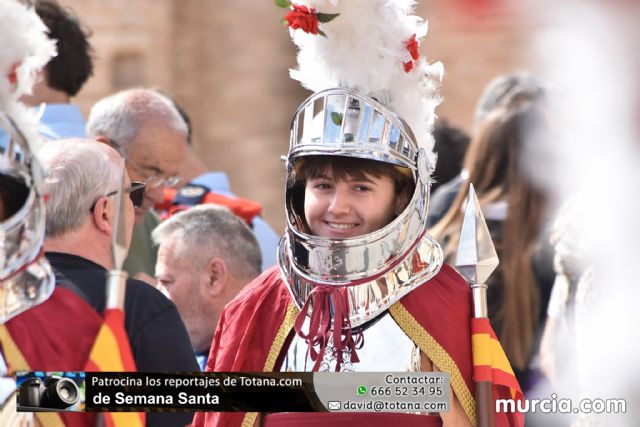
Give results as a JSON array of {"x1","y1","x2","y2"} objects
[{"x1": 294, "y1": 285, "x2": 364, "y2": 372}]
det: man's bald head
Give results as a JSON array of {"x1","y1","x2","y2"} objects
[{"x1": 87, "y1": 89, "x2": 188, "y2": 222}]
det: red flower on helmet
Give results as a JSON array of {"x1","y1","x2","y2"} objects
[
  {"x1": 403, "y1": 61, "x2": 414, "y2": 73},
  {"x1": 284, "y1": 5, "x2": 319, "y2": 35},
  {"x1": 8, "y1": 62, "x2": 20, "y2": 86},
  {"x1": 403, "y1": 34, "x2": 420, "y2": 73},
  {"x1": 406, "y1": 34, "x2": 419, "y2": 60}
]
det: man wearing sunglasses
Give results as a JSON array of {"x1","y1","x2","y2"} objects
[
  {"x1": 87, "y1": 88, "x2": 188, "y2": 279},
  {"x1": 40, "y1": 139, "x2": 199, "y2": 427},
  {"x1": 89, "y1": 181, "x2": 146, "y2": 212}
]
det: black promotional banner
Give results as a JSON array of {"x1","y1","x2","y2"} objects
[
  {"x1": 71, "y1": 371, "x2": 451, "y2": 413},
  {"x1": 15, "y1": 371, "x2": 451, "y2": 413},
  {"x1": 86, "y1": 372, "x2": 321, "y2": 412}
]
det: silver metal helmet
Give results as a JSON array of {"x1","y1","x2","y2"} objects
[
  {"x1": 278, "y1": 88, "x2": 443, "y2": 328},
  {"x1": 0, "y1": 0, "x2": 57, "y2": 324},
  {"x1": 0, "y1": 112, "x2": 54, "y2": 324}
]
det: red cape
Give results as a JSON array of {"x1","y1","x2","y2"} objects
[
  {"x1": 194, "y1": 265, "x2": 520, "y2": 427},
  {"x1": 1, "y1": 287, "x2": 103, "y2": 427}
]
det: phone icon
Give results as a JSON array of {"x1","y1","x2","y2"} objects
[{"x1": 357, "y1": 385, "x2": 367, "y2": 396}]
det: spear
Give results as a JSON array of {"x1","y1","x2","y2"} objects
[
  {"x1": 84, "y1": 157, "x2": 145, "y2": 426},
  {"x1": 106, "y1": 157, "x2": 128, "y2": 312},
  {"x1": 455, "y1": 184, "x2": 499, "y2": 427}
]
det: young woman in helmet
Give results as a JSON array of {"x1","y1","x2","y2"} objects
[
  {"x1": 194, "y1": 1, "x2": 522, "y2": 426},
  {"x1": 195, "y1": 89, "x2": 523, "y2": 427}
]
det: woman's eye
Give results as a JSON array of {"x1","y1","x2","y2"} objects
[
  {"x1": 354, "y1": 185, "x2": 371, "y2": 192},
  {"x1": 314, "y1": 182, "x2": 332, "y2": 190}
]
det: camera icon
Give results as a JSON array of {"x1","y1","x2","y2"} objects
[{"x1": 18, "y1": 375, "x2": 80, "y2": 410}]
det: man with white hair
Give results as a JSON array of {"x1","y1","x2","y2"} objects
[
  {"x1": 152, "y1": 205, "x2": 262, "y2": 370},
  {"x1": 40, "y1": 139, "x2": 198, "y2": 427},
  {"x1": 87, "y1": 88, "x2": 188, "y2": 278}
]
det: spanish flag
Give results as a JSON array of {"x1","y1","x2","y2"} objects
[
  {"x1": 85, "y1": 308, "x2": 145, "y2": 427},
  {"x1": 471, "y1": 317, "x2": 524, "y2": 427}
]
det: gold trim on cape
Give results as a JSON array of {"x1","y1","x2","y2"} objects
[
  {"x1": 0, "y1": 325, "x2": 30, "y2": 371},
  {"x1": 239, "y1": 295, "x2": 477, "y2": 426},
  {"x1": 0, "y1": 325, "x2": 66, "y2": 427},
  {"x1": 389, "y1": 302, "x2": 478, "y2": 427},
  {"x1": 264, "y1": 302, "x2": 300, "y2": 371},
  {"x1": 241, "y1": 302, "x2": 299, "y2": 427}
]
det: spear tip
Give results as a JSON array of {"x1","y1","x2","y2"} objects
[{"x1": 454, "y1": 184, "x2": 499, "y2": 284}]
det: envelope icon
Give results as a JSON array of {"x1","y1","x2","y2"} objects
[{"x1": 328, "y1": 401, "x2": 341, "y2": 410}]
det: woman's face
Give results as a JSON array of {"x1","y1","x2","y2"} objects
[{"x1": 304, "y1": 168, "x2": 401, "y2": 239}]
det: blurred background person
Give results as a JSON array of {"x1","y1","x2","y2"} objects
[
  {"x1": 20, "y1": 0, "x2": 93, "y2": 140},
  {"x1": 430, "y1": 119, "x2": 470, "y2": 194},
  {"x1": 474, "y1": 73, "x2": 546, "y2": 131},
  {"x1": 86, "y1": 88, "x2": 188, "y2": 279},
  {"x1": 525, "y1": 2, "x2": 640, "y2": 424},
  {"x1": 431, "y1": 103, "x2": 555, "y2": 393},
  {"x1": 427, "y1": 72, "x2": 546, "y2": 227},
  {"x1": 152, "y1": 204, "x2": 262, "y2": 370},
  {"x1": 538, "y1": 196, "x2": 591, "y2": 387},
  {"x1": 158, "y1": 97, "x2": 280, "y2": 271}
]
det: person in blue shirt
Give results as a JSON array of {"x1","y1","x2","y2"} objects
[{"x1": 20, "y1": 0, "x2": 94, "y2": 140}]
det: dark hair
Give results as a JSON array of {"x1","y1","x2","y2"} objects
[
  {"x1": 288, "y1": 155, "x2": 414, "y2": 232},
  {"x1": 296, "y1": 155, "x2": 412, "y2": 191},
  {"x1": 432, "y1": 120, "x2": 470, "y2": 191},
  {"x1": 36, "y1": 0, "x2": 93, "y2": 97},
  {"x1": 432, "y1": 105, "x2": 549, "y2": 370}
]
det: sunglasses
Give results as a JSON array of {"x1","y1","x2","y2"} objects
[{"x1": 90, "y1": 181, "x2": 146, "y2": 212}]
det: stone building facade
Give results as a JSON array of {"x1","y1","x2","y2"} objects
[{"x1": 60, "y1": 0, "x2": 538, "y2": 232}]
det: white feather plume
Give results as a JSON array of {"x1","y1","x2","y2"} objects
[
  {"x1": 0, "y1": 0, "x2": 57, "y2": 154},
  {"x1": 288, "y1": 0, "x2": 443, "y2": 166}
]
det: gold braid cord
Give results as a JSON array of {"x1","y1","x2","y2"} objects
[
  {"x1": 389, "y1": 302, "x2": 478, "y2": 427},
  {"x1": 241, "y1": 302, "x2": 299, "y2": 427},
  {"x1": 264, "y1": 302, "x2": 300, "y2": 371},
  {"x1": 0, "y1": 325, "x2": 30, "y2": 371},
  {"x1": 0, "y1": 325, "x2": 66, "y2": 427}
]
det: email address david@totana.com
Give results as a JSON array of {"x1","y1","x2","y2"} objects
[
  {"x1": 333, "y1": 401, "x2": 448, "y2": 412},
  {"x1": 497, "y1": 394, "x2": 626, "y2": 414}
]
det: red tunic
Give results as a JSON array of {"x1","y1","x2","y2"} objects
[
  {"x1": 193, "y1": 265, "x2": 519, "y2": 427},
  {"x1": 1, "y1": 287, "x2": 103, "y2": 427}
]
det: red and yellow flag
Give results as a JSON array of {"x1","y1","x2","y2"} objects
[
  {"x1": 85, "y1": 308, "x2": 145, "y2": 427},
  {"x1": 471, "y1": 317, "x2": 524, "y2": 427}
]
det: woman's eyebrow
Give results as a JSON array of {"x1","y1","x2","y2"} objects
[
  {"x1": 348, "y1": 176, "x2": 375, "y2": 184},
  {"x1": 310, "y1": 174, "x2": 332, "y2": 180}
]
